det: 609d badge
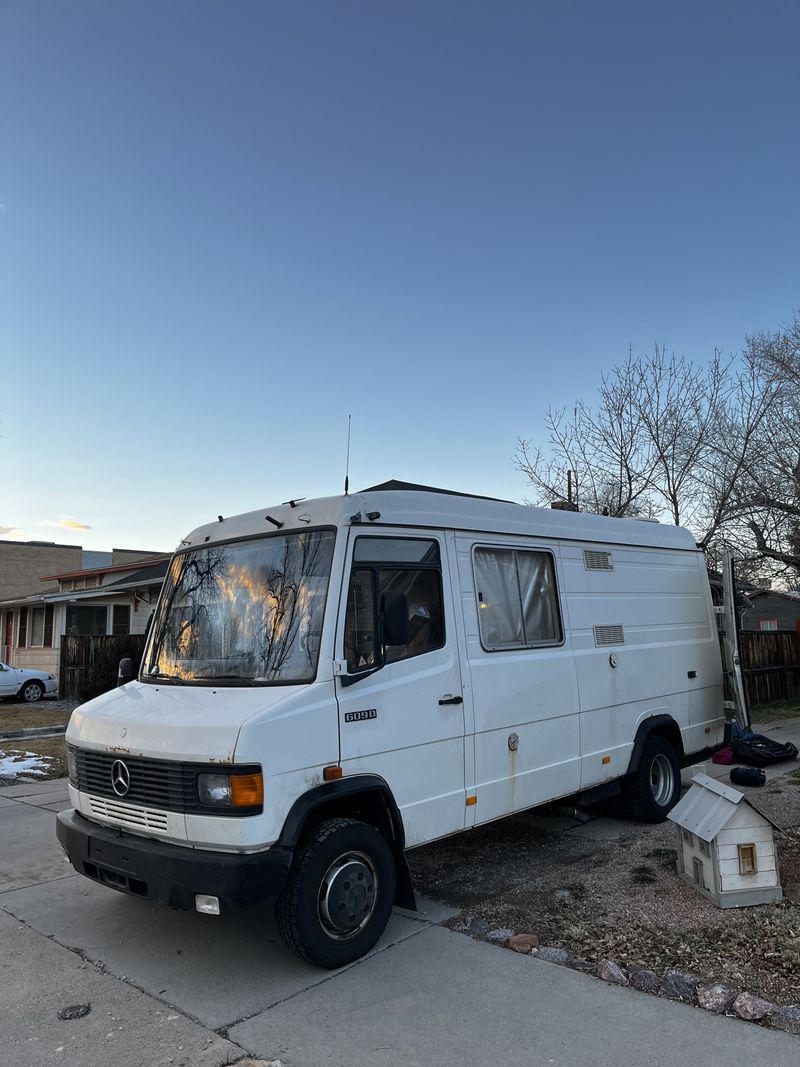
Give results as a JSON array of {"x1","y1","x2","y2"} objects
[{"x1": 344, "y1": 709, "x2": 377, "y2": 723}]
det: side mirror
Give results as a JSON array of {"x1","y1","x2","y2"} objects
[
  {"x1": 118, "y1": 657, "x2": 134, "y2": 687},
  {"x1": 381, "y1": 591, "x2": 410, "y2": 646}
]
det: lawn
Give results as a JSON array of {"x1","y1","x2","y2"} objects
[
  {"x1": 751, "y1": 700, "x2": 800, "y2": 726},
  {"x1": 0, "y1": 703, "x2": 73, "y2": 732}
]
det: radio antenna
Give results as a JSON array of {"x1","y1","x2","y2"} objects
[{"x1": 344, "y1": 414, "x2": 352, "y2": 495}]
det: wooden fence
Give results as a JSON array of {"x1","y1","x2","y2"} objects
[
  {"x1": 740, "y1": 631, "x2": 800, "y2": 707},
  {"x1": 60, "y1": 633, "x2": 148, "y2": 702}
]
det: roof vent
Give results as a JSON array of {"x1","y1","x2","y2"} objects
[
  {"x1": 594, "y1": 624, "x2": 625, "y2": 647},
  {"x1": 584, "y1": 549, "x2": 613, "y2": 571}
]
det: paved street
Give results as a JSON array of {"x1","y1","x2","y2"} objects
[{"x1": 3, "y1": 778, "x2": 800, "y2": 1067}]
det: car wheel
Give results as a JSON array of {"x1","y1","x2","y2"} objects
[
  {"x1": 18, "y1": 680, "x2": 45, "y2": 704},
  {"x1": 623, "y1": 735, "x2": 681, "y2": 822},
  {"x1": 275, "y1": 817, "x2": 396, "y2": 969}
]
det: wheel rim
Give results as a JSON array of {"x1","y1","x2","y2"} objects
[
  {"x1": 649, "y1": 753, "x2": 674, "y2": 806},
  {"x1": 23, "y1": 683, "x2": 43, "y2": 702},
  {"x1": 318, "y1": 850, "x2": 378, "y2": 941}
]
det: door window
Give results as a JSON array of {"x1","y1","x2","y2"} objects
[{"x1": 344, "y1": 538, "x2": 444, "y2": 672}]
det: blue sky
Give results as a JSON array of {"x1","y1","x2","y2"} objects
[{"x1": 2, "y1": 1, "x2": 799, "y2": 552}]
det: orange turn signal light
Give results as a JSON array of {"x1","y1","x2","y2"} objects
[
  {"x1": 230, "y1": 773, "x2": 264, "y2": 807},
  {"x1": 323, "y1": 765, "x2": 344, "y2": 781}
]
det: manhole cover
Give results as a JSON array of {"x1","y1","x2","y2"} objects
[{"x1": 58, "y1": 1003, "x2": 91, "y2": 1021}]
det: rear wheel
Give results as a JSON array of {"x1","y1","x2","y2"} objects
[
  {"x1": 623, "y1": 735, "x2": 681, "y2": 822},
  {"x1": 19, "y1": 680, "x2": 45, "y2": 704},
  {"x1": 275, "y1": 817, "x2": 396, "y2": 968}
]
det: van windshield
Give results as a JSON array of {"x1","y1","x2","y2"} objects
[{"x1": 143, "y1": 529, "x2": 336, "y2": 686}]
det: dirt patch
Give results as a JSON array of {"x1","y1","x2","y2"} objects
[{"x1": 408, "y1": 767, "x2": 800, "y2": 1008}]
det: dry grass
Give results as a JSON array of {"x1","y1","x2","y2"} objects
[{"x1": 0, "y1": 703, "x2": 73, "y2": 732}]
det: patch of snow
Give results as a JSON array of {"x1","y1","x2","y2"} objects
[{"x1": 0, "y1": 749, "x2": 51, "y2": 779}]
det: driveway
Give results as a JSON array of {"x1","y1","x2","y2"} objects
[{"x1": 2, "y1": 777, "x2": 800, "y2": 1067}]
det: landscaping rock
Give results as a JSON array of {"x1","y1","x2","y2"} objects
[
  {"x1": 660, "y1": 970, "x2": 700, "y2": 1003},
  {"x1": 733, "y1": 992, "x2": 775, "y2": 1022},
  {"x1": 554, "y1": 888, "x2": 572, "y2": 902},
  {"x1": 486, "y1": 928, "x2": 514, "y2": 942},
  {"x1": 467, "y1": 918, "x2": 490, "y2": 936},
  {"x1": 536, "y1": 946, "x2": 570, "y2": 964},
  {"x1": 770, "y1": 1006, "x2": 800, "y2": 1035},
  {"x1": 565, "y1": 957, "x2": 598, "y2": 976},
  {"x1": 508, "y1": 933, "x2": 539, "y2": 954},
  {"x1": 596, "y1": 960, "x2": 628, "y2": 986},
  {"x1": 628, "y1": 965, "x2": 660, "y2": 994},
  {"x1": 696, "y1": 983, "x2": 738, "y2": 1014}
]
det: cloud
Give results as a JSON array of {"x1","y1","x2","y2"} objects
[
  {"x1": 41, "y1": 515, "x2": 92, "y2": 531},
  {"x1": 0, "y1": 525, "x2": 22, "y2": 537}
]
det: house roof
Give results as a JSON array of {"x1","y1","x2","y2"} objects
[
  {"x1": 668, "y1": 773, "x2": 779, "y2": 842},
  {"x1": 38, "y1": 554, "x2": 169, "y2": 582}
]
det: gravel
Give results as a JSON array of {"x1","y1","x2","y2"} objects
[{"x1": 408, "y1": 766, "x2": 800, "y2": 1008}]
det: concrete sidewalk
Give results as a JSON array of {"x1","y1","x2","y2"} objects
[{"x1": 2, "y1": 779, "x2": 800, "y2": 1066}]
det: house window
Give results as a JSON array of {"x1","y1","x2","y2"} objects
[
  {"x1": 692, "y1": 857, "x2": 706, "y2": 888},
  {"x1": 699, "y1": 839, "x2": 710, "y2": 857},
  {"x1": 65, "y1": 606, "x2": 108, "y2": 636},
  {"x1": 473, "y1": 547, "x2": 562, "y2": 650},
  {"x1": 682, "y1": 828, "x2": 694, "y2": 847},
  {"x1": 112, "y1": 605, "x2": 131, "y2": 636},
  {"x1": 759, "y1": 620, "x2": 779, "y2": 632},
  {"x1": 18, "y1": 606, "x2": 28, "y2": 648},
  {"x1": 29, "y1": 607, "x2": 45, "y2": 646},
  {"x1": 43, "y1": 604, "x2": 54, "y2": 647},
  {"x1": 738, "y1": 843, "x2": 758, "y2": 875}
]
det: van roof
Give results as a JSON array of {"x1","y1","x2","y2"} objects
[{"x1": 180, "y1": 483, "x2": 699, "y2": 554}]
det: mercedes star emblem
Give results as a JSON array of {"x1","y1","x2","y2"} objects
[{"x1": 111, "y1": 759, "x2": 131, "y2": 797}]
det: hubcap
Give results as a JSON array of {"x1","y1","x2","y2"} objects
[
  {"x1": 318, "y1": 851, "x2": 378, "y2": 941},
  {"x1": 649, "y1": 753, "x2": 674, "y2": 807},
  {"x1": 23, "y1": 683, "x2": 42, "y2": 702}
]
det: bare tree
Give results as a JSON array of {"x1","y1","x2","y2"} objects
[{"x1": 515, "y1": 318, "x2": 800, "y2": 580}]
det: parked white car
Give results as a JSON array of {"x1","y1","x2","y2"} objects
[{"x1": 0, "y1": 662, "x2": 58, "y2": 703}]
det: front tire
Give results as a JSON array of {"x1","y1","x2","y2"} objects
[
  {"x1": 275, "y1": 817, "x2": 396, "y2": 968},
  {"x1": 623, "y1": 735, "x2": 681, "y2": 822},
  {"x1": 19, "y1": 680, "x2": 45, "y2": 704}
]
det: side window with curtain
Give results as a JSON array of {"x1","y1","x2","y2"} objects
[{"x1": 473, "y1": 546, "x2": 562, "y2": 650}]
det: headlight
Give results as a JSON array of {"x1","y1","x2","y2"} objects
[
  {"x1": 48, "y1": 674, "x2": 57, "y2": 680},
  {"x1": 66, "y1": 748, "x2": 78, "y2": 783},
  {"x1": 197, "y1": 771, "x2": 263, "y2": 810}
]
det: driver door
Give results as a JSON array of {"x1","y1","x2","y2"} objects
[{"x1": 335, "y1": 530, "x2": 467, "y2": 848}]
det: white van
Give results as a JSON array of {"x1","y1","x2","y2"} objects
[{"x1": 58, "y1": 482, "x2": 725, "y2": 967}]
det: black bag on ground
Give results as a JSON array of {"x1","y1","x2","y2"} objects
[
  {"x1": 731, "y1": 733, "x2": 798, "y2": 768},
  {"x1": 730, "y1": 766, "x2": 767, "y2": 787}
]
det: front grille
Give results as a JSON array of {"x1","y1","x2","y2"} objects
[
  {"x1": 89, "y1": 796, "x2": 169, "y2": 833},
  {"x1": 69, "y1": 748, "x2": 261, "y2": 816}
]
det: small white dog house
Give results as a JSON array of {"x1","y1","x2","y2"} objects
[{"x1": 668, "y1": 773, "x2": 782, "y2": 908}]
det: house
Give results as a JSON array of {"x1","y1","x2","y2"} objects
[
  {"x1": 740, "y1": 588, "x2": 800, "y2": 633},
  {"x1": 0, "y1": 550, "x2": 170, "y2": 678},
  {"x1": 0, "y1": 539, "x2": 83, "y2": 604},
  {"x1": 668, "y1": 773, "x2": 782, "y2": 908}
]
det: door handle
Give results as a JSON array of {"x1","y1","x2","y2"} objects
[{"x1": 438, "y1": 695, "x2": 463, "y2": 706}]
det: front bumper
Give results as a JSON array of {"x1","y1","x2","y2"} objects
[{"x1": 56, "y1": 809, "x2": 293, "y2": 911}]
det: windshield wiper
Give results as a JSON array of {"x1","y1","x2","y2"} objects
[{"x1": 194, "y1": 674, "x2": 257, "y2": 686}]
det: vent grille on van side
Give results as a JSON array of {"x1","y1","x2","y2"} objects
[
  {"x1": 584, "y1": 550, "x2": 613, "y2": 571},
  {"x1": 593, "y1": 624, "x2": 625, "y2": 647}
]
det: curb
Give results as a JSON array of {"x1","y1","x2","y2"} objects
[{"x1": 0, "y1": 726, "x2": 67, "y2": 741}]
